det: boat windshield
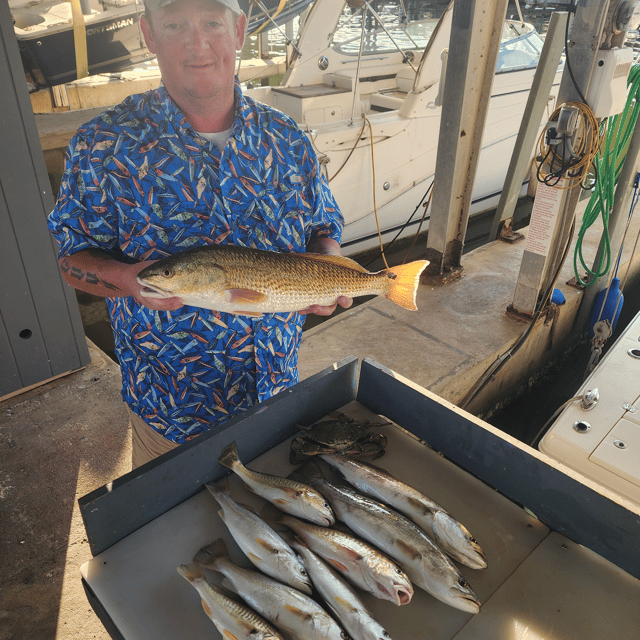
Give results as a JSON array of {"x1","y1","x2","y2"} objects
[
  {"x1": 331, "y1": 7, "x2": 545, "y2": 72},
  {"x1": 331, "y1": 8, "x2": 438, "y2": 55},
  {"x1": 496, "y1": 22, "x2": 545, "y2": 73}
]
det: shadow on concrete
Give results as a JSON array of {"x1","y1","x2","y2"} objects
[{"x1": 0, "y1": 342, "x2": 130, "y2": 639}]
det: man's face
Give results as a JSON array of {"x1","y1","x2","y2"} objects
[{"x1": 141, "y1": 0, "x2": 246, "y2": 110}]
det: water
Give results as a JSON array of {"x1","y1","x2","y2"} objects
[
  {"x1": 244, "y1": 1, "x2": 558, "y2": 59},
  {"x1": 490, "y1": 276, "x2": 640, "y2": 446}
]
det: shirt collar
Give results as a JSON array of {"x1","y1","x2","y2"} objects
[{"x1": 152, "y1": 76, "x2": 247, "y2": 143}]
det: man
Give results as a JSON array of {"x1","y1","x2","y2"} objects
[{"x1": 48, "y1": 0, "x2": 351, "y2": 467}]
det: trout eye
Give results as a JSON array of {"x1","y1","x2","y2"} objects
[
  {"x1": 301, "y1": 568, "x2": 308, "y2": 577},
  {"x1": 458, "y1": 578, "x2": 468, "y2": 588},
  {"x1": 395, "y1": 567, "x2": 403, "y2": 575},
  {"x1": 161, "y1": 268, "x2": 173, "y2": 278},
  {"x1": 387, "y1": 272, "x2": 397, "y2": 280}
]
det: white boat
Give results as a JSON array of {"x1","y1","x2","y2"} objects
[
  {"x1": 245, "y1": 0, "x2": 563, "y2": 256},
  {"x1": 539, "y1": 310, "x2": 640, "y2": 506}
]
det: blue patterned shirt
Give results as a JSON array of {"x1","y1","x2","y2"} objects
[{"x1": 48, "y1": 79, "x2": 343, "y2": 443}]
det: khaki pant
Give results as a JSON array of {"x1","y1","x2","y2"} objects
[{"x1": 128, "y1": 407, "x2": 179, "y2": 468}]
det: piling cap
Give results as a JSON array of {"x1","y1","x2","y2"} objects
[{"x1": 144, "y1": 0, "x2": 242, "y2": 15}]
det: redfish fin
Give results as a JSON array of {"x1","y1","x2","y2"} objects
[
  {"x1": 232, "y1": 310, "x2": 263, "y2": 317},
  {"x1": 224, "y1": 288, "x2": 268, "y2": 303},
  {"x1": 385, "y1": 260, "x2": 429, "y2": 311},
  {"x1": 302, "y1": 253, "x2": 368, "y2": 273}
]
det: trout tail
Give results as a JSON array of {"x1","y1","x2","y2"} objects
[
  {"x1": 204, "y1": 475, "x2": 230, "y2": 502},
  {"x1": 177, "y1": 562, "x2": 206, "y2": 583},
  {"x1": 218, "y1": 441, "x2": 241, "y2": 471},
  {"x1": 385, "y1": 260, "x2": 429, "y2": 311},
  {"x1": 194, "y1": 538, "x2": 230, "y2": 569}
]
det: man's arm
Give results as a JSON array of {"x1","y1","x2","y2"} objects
[
  {"x1": 59, "y1": 249, "x2": 183, "y2": 311},
  {"x1": 300, "y1": 237, "x2": 353, "y2": 317}
]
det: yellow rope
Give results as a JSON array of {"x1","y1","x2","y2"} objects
[
  {"x1": 328, "y1": 117, "x2": 368, "y2": 183},
  {"x1": 364, "y1": 115, "x2": 389, "y2": 269},
  {"x1": 403, "y1": 186, "x2": 433, "y2": 264},
  {"x1": 535, "y1": 101, "x2": 603, "y2": 189}
]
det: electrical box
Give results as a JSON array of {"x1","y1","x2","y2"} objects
[{"x1": 586, "y1": 47, "x2": 634, "y2": 118}]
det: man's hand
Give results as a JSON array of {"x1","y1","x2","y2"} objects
[
  {"x1": 58, "y1": 250, "x2": 184, "y2": 311},
  {"x1": 130, "y1": 261, "x2": 184, "y2": 311},
  {"x1": 298, "y1": 296, "x2": 353, "y2": 316}
]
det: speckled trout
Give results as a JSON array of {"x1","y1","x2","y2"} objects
[
  {"x1": 177, "y1": 563, "x2": 284, "y2": 640},
  {"x1": 319, "y1": 453, "x2": 487, "y2": 570},
  {"x1": 261, "y1": 504, "x2": 413, "y2": 606},
  {"x1": 195, "y1": 539, "x2": 350, "y2": 640},
  {"x1": 218, "y1": 442, "x2": 335, "y2": 526},
  {"x1": 296, "y1": 460, "x2": 481, "y2": 614},
  {"x1": 137, "y1": 244, "x2": 429, "y2": 315},
  {"x1": 289, "y1": 539, "x2": 392, "y2": 640},
  {"x1": 205, "y1": 476, "x2": 312, "y2": 594}
]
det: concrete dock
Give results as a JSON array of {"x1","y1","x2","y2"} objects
[{"x1": 1, "y1": 199, "x2": 639, "y2": 638}]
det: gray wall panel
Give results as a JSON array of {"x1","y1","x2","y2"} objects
[{"x1": 1, "y1": 2, "x2": 90, "y2": 396}]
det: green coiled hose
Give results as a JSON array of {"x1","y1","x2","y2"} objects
[{"x1": 573, "y1": 63, "x2": 640, "y2": 286}]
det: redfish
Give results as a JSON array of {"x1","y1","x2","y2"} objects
[{"x1": 137, "y1": 244, "x2": 428, "y2": 315}]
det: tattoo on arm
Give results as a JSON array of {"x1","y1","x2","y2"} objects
[{"x1": 61, "y1": 258, "x2": 119, "y2": 291}]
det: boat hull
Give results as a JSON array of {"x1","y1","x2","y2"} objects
[{"x1": 16, "y1": 10, "x2": 148, "y2": 87}]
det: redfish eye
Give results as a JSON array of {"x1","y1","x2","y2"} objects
[{"x1": 161, "y1": 268, "x2": 173, "y2": 278}]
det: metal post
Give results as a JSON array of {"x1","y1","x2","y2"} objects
[
  {"x1": 258, "y1": 30, "x2": 269, "y2": 60},
  {"x1": 489, "y1": 11, "x2": 568, "y2": 242},
  {"x1": 510, "y1": 1, "x2": 612, "y2": 316},
  {"x1": 424, "y1": 0, "x2": 510, "y2": 279}
]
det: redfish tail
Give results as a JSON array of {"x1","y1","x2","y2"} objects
[{"x1": 385, "y1": 260, "x2": 429, "y2": 310}]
